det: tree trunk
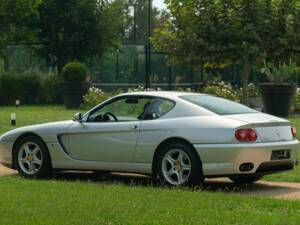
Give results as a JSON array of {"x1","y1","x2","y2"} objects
[{"x1": 241, "y1": 62, "x2": 250, "y2": 105}]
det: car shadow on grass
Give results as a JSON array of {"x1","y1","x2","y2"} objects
[
  {"x1": 2, "y1": 166, "x2": 300, "y2": 199},
  {"x1": 50, "y1": 171, "x2": 300, "y2": 199}
]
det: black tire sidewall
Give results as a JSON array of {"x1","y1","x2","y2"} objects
[
  {"x1": 157, "y1": 142, "x2": 203, "y2": 186},
  {"x1": 15, "y1": 136, "x2": 52, "y2": 178}
]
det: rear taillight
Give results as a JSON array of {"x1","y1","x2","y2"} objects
[
  {"x1": 235, "y1": 129, "x2": 257, "y2": 142},
  {"x1": 291, "y1": 127, "x2": 297, "y2": 138}
]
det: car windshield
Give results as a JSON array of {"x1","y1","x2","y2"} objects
[{"x1": 180, "y1": 95, "x2": 257, "y2": 115}]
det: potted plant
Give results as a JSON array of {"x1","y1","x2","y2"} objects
[
  {"x1": 60, "y1": 62, "x2": 91, "y2": 109},
  {"x1": 260, "y1": 60, "x2": 298, "y2": 117}
]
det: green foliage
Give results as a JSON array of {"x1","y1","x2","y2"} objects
[
  {"x1": 0, "y1": 72, "x2": 41, "y2": 104},
  {"x1": 61, "y1": 62, "x2": 88, "y2": 82},
  {"x1": 260, "y1": 60, "x2": 299, "y2": 83},
  {"x1": 0, "y1": 0, "x2": 40, "y2": 48},
  {"x1": 38, "y1": 74, "x2": 63, "y2": 104},
  {"x1": 155, "y1": 0, "x2": 300, "y2": 65},
  {"x1": 128, "y1": 85, "x2": 145, "y2": 92},
  {"x1": 38, "y1": 0, "x2": 125, "y2": 72},
  {"x1": 0, "y1": 72, "x2": 63, "y2": 105},
  {"x1": 202, "y1": 81, "x2": 240, "y2": 102},
  {"x1": 152, "y1": 0, "x2": 300, "y2": 103},
  {"x1": 82, "y1": 87, "x2": 111, "y2": 109},
  {"x1": 246, "y1": 82, "x2": 260, "y2": 98},
  {"x1": 124, "y1": 0, "x2": 161, "y2": 44},
  {"x1": 294, "y1": 90, "x2": 300, "y2": 112}
]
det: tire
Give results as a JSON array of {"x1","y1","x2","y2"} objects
[
  {"x1": 157, "y1": 142, "x2": 203, "y2": 186},
  {"x1": 15, "y1": 136, "x2": 52, "y2": 178},
  {"x1": 229, "y1": 175, "x2": 263, "y2": 184}
]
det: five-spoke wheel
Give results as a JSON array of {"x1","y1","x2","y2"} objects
[
  {"x1": 162, "y1": 149, "x2": 191, "y2": 185},
  {"x1": 15, "y1": 136, "x2": 52, "y2": 178},
  {"x1": 158, "y1": 142, "x2": 203, "y2": 186},
  {"x1": 18, "y1": 142, "x2": 43, "y2": 175}
]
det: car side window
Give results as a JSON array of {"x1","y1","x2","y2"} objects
[
  {"x1": 142, "y1": 98, "x2": 175, "y2": 120},
  {"x1": 87, "y1": 97, "x2": 154, "y2": 122}
]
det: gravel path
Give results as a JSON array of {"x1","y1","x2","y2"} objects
[
  {"x1": 0, "y1": 165, "x2": 16, "y2": 176},
  {"x1": 205, "y1": 178, "x2": 300, "y2": 201},
  {"x1": 1, "y1": 165, "x2": 300, "y2": 201}
]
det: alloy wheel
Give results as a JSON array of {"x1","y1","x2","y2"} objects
[
  {"x1": 18, "y1": 142, "x2": 43, "y2": 175},
  {"x1": 161, "y1": 149, "x2": 191, "y2": 185}
]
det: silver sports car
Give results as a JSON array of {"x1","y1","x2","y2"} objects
[{"x1": 0, "y1": 91, "x2": 299, "y2": 186}]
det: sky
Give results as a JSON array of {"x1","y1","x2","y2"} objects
[{"x1": 153, "y1": 0, "x2": 166, "y2": 10}]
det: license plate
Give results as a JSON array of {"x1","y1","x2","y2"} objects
[{"x1": 271, "y1": 150, "x2": 291, "y2": 160}]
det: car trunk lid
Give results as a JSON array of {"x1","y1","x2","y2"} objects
[{"x1": 223, "y1": 113, "x2": 293, "y2": 142}]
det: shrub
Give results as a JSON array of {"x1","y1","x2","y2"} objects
[
  {"x1": 0, "y1": 72, "x2": 41, "y2": 105},
  {"x1": 61, "y1": 62, "x2": 88, "y2": 82},
  {"x1": 128, "y1": 85, "x2": 145, "y2": 92},
  {"x1": 37, "y1": 74, "x2": 63, "y2": 104},
  {"x1": 246, "y1": 82, "x2": 260, "y2": 98},
  {"x1": 175, "y1": 87, "x2": 192, "y2": 92},
  {"x1": 294, "y1": 89, "x2": 300, "y2": 112},
  {"x1": 202, "y1": 81, "x2": 240, "y2": 102},
  {"x1": 82, "y1": 87, "x2": 111, "y2": 109}
]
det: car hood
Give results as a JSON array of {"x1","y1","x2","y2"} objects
[
  {"x1": 0, "y1": 120, "x2": 74, "y2": 142},
  {"x1": 223, "y1": 113, "x2": 289, "y2": 126}
]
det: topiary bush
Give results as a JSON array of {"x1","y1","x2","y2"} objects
[{"x1": 61, "y1": 62, "x2": 88, "y2": 82}]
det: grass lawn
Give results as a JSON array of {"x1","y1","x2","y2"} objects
[
  {"x1": 0, "y1": 176, "x2": 300, "y2": 225},
  {"x1": 1, "y1": 105, "x2": 300, "y2": 224},
  {"x1": 0, "y1": 105, "x2": 79, "y2": 134}
]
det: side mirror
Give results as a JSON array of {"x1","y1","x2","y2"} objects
[{"x1": 73, "y1": 112, "x2": 83, "y2": 122}]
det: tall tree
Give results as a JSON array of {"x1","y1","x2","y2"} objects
[
  {"x1": 37, "y1": 0, "x2": 125, "y2": 73},
  {"x1": 0, "y1": 0, "x2": 40, "y2": 70},
  {"x1": 124, "y1": 0, "x2": 161, "y2": 44},
  {"x1": 152, "y1": 0, "x2": 300, "y2": 104}
]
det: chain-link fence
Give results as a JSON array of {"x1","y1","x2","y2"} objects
[{"x1": 1, "y1": 44, "x2": 267, "y2": 92}]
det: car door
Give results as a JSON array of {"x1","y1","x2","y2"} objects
[
  {"x1": 134, "y1": 98, "x2": 176, "y2": 162},
  {"x1": 62, "y1": 96, "x2": 154, "y2": 162}
]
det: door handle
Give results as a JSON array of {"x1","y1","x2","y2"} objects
[{"x1": 130, "y1": 125, "x2": 138, "y2": 130}]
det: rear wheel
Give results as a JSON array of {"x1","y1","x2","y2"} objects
[
  {"x1": 157, "y1": 142, "x2": 203, "y2": 186},
  {"x1": 15, "y1": 136, "x2": 52, "y2": 178},
  {"x1": 229, "y1": 175, "x2": 263, "y2": 184}
]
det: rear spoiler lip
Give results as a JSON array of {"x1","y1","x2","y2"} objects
[{"x1": 237, "y1": 121, "x2": 291, "y2": 129}]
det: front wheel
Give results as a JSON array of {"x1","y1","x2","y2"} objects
[
  {"x1": 157, "y1": 142, "x2": 203, "y2": 186},
  {"x1": 15, "y1": 136, "x2": 52, "y2": 178},
  {"x1": 229, "y1": 175, "x2": 263, "y2": 184}
]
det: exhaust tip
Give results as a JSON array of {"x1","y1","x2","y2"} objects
[{"x1": 239, "y1": 163, "x2": 254, "y2": 172}]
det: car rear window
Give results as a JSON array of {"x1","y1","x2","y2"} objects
[{"x1": 180, "y1": 95, "x2": 257, "y2": 115}]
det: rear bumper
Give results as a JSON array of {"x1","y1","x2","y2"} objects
[
  {"x1": 0, "y1": 142, "x2": 13, "y2": 169},
  {"x1": 193, "y1": 140, "x2": 299, "y2": 177}
]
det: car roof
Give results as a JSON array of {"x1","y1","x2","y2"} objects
[{"x1": 118, "y1": 91, "x2": 206, "y2": 100}]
